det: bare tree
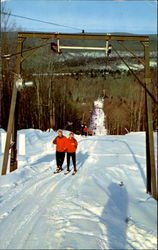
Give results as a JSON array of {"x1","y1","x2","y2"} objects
[
  {"x1": 1, "y1": 2, "x2": 17, "y2": 129},
  {"x1": 1, "y1": 2, "x2": 16, "y2": 32}
]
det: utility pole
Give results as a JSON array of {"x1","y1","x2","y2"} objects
[
  {"x1": 143, "y1": 41, "x2": 157, "y2": 200},
  {"x1": 1, "y1": 79, "x2": 18, "y2": 175},
  {"x1": 1, "y1": 36, "x2": 24, "y2": 175},
  {"x1": 10, "y1": 37, "x2": 24, "y2": 172},
  {"x1": 10, "y1": 91, "x2": 19, "y2": 172}
]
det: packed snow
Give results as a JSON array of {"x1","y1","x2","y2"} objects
[{"x1": 0, "y1": 127, "x2": 157, "y2": 249}]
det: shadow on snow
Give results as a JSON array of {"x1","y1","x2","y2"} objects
[{"x1": 101, "y1": 182, "x2": 129, "y2": 249}]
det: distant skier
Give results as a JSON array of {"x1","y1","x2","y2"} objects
[
  {"x1": 83, "y1": 126, "x2": 88, "y2": 136},
  {"x1": 53, "y1": 130, "x2": 67, "y2": 173},
  {"x1": 65, "y1": 132, "x2": 78, "y2": 175},
  {"x1": 88, "y1": 129, "x2": 93, "y2": 136}
]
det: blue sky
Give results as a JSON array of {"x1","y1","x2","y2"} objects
[{"x1": 2, "y1": 0, "x2": 157, "y2": 34}]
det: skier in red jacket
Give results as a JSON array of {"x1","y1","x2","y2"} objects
[
  {"x1": 65, "y1": 132, "x2": 78, "y2": 175},
  {"x1": 83, "y1": 126, "x2": 88, "y2": 136},
  {"x1": 53, "y1": 130, "x2": 67, "y2": 173}
]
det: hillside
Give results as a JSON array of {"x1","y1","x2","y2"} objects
[{"x1": 1, "y1": 31, "x2": 157, "y2": 134}]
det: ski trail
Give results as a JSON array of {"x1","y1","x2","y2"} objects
[
  {"x1": 0, "y1": 136, "x2": 157, "y2": 249},
  {"x1": 0, "y1": 171, "x2": 75, "y2": 249}
]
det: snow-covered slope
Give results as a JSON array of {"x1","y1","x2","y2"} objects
[{"x1": 0, "y1": 129, "x2": 157, "y2": 249}]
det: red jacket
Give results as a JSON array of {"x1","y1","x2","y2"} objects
[
  {"x1": 66, "y1": 137, "x2": 78, "y2": 153},
  {"x1": 53, "y1": 136, "x2": 67, "y2": 152},
  {"x1": 83, "y1": 127, "x2": 88, "y2": 132}
]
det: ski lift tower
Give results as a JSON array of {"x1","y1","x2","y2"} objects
[{"x1": 1, "y1": 32, "x2": 157, "y2": 200}]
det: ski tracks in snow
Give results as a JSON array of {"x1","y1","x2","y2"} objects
[
  {"x1": 0, "y1": 135, "x2": 157, "y2": 249},
  {"x1": 0, "y1": 164, "x2": 75, "y2": 248}
]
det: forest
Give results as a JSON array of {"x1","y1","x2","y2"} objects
[{"x1": 0, "y1": 30, "x2": 157, "y2": 135}]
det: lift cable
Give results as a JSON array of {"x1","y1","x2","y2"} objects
[
  {"x1": 2, "y1": 41, "x2": 51, "y2": 59},
  {"x1": 2, "y1": 12, "x2": 82, "y2": 32},
  {"x1": 112, "y1": 45, "x2": 158, "y2": 105}
]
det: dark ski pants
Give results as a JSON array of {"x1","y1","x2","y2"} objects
[
  {"x1": 67, "y1": 152, "x2": 76, "y2": 171},
  {"x1": 56, "y1": 151, "x2": 65, "y2": 169}
]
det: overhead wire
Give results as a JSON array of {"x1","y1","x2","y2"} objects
[
  {"x1": 2, "y1": 12, "x2": 82, "y2": 32},
  {"x1": 2, "y1": 41, "x2": 52, "y2": 58},
  {"x1": 112, "y1": 44, "x2": 158, "y2": 105}
]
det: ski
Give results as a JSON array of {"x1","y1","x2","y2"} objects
[
  {"x1": 64, "y1": 171, "x2": 71, "y2": 175},
  {"x1": 72, "y1": 171, "x2": 77, "y2": 176},
  {"x1": 53, "y1": 169, "x2": 63, "y2": 174}
]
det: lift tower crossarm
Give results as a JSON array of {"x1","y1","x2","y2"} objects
[{"x1": 17, "y1": 32, "x2": 149, "y2": 42}]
